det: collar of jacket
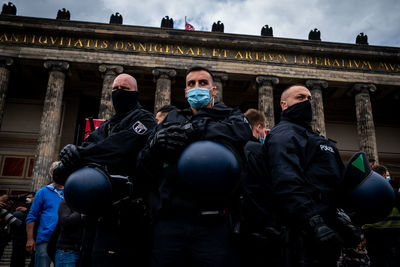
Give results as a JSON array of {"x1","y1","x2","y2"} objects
[
  {"x1": 280, "y1": 113, "x2": 312, "y2": 130},
  {"x1": 109, "y1": 102, "x2": 141, "y2": 121},
  {"x1": 183, "y1": 102, "x2": 234, "y2": 119}
]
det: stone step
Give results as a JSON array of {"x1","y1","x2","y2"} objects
[{"x1": 0, "y1": 242, "x2": 32, "y2": 267}]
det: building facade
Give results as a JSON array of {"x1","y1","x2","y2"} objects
[{"x1": 0, "y1": 13, "x2": 399, "y2": 193}]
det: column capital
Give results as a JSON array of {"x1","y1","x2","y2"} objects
[
  {"x1": 256, "y1": 75, "x2": 279, "y2": 87},
  {"x1": 305, "y1": 79, "x2": 328, "y2": 90},
  {"x1": 98, "y1": 64, "x2": 123, "y2": 75},
  {"x1": 44, "y1": 61, "x2": 69, "y2": 72},
  {"x1": 152, "y1": 68, "x2": 177, "y2": 79},
  {"x1": 0, "y1": 57, "x2": 13, "y2": 67},
  {"x1": 351, "y1": 83, "x2": 377, "y2": 95},
  {"x1": 212, "y1": 71, "x2": 228, "y2": 82}
]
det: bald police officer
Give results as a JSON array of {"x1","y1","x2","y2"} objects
[{"x1": 54, "y1": 73, "x2": 156, "y2": 267}]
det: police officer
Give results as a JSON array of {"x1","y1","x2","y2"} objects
[
  {"x1": 54, "y1": 73, "x2": 157, "y2": 267},
  {"x1": 138, "y1": 66, "x2": 253, "y2": 267},
  {"x1": 266, "y1": 85, "x2": 359, "y2": 267},
  {"x1": 239, "y1": 109, "x2": 282, "y2": 267}
]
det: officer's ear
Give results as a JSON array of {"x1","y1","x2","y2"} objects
[
  {"x1": 280, "y1": 100, "x2": 288, "y2": 110},
  {"x1": 211, "y1": 86, "x2": 218, "y2": 97}
]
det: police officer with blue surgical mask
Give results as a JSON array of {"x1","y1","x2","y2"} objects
[
  {"x1": 138, "y1": 66, "x2": 253, "y2": 267},
  {"x1": 244, "y1": 108, "x2": 268, "y2": 144}
]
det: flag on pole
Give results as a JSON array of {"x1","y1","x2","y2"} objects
[{"x1": 185, "y1": 16, "x2": 195, "y2": 31}]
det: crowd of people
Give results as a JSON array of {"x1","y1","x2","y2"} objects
[{"x1": 1, "y1": 66, "x2": 399, "y2": 267}]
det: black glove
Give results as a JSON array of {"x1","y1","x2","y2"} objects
[
  {"x1": 309, "y1": 214, "x2": 339, "y2": 243},
  {"x1": 309, "y1": 214, "x2": 341, "y2": 263},
  {"x1": 53, "y1": 144, "x2": 80, "y2": 185},
  {"x1": 60, "y1": 144, "x2": 80, "y2": 170},
  {"x1": 149, "y1": 124, "x2": 190, "y2": 159},
  {"x1": 334, "y1": 209, "x2": 362, "y2": 248}
]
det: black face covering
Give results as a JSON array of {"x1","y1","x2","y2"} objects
[
  {"x1": 282, "y1": 100, "x2": 313, "y2": 127},
  {"x1": 112, "y1": 90, "x2": 139, "y2": 114}
]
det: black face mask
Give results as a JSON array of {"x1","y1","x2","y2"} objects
[
  {"x1": 112, "y1": 90, "x2": 139, "y2": 114},
  {"x1": 282, "y1": 100, "x2": 313, "y2": 126}
]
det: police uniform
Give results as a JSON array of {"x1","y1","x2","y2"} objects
[
  {"x1": 76, "y1": 103, "x2": 156, "y2": 267},
  {"x1": 239, "y1": 140, "x2": 283, "y2": 267},
  {"x1": 79, "y1": 104, "x2": 155, "y2": 177},
  {"x1": 138, "y1": 102, "x2": 252, "y2": 267},
  {"x1": 267, "y1": 103, "x2": 345, "y2": 266}
]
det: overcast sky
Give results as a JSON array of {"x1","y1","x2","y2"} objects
[{"x1": 7, "y1": 0, "x2": 400, "y2": 47}]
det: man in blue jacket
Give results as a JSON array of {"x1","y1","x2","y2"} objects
[{"x1": 26, "y1": 162, "x2": 64, "y2": 267}]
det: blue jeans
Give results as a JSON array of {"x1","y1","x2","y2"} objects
[
  {"x1": 35, "y1": 242, "x2": 51, "y2": 267},
  {"x1": 55, "y1": 249, "x2": 80, "y2": 267}
]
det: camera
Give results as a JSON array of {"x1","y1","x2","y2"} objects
[
  {"x1": 7, "y1": 194, "x2": 28, "y2": 202},
  {"x1": 0, "y1": 208, "x2": 23, "y2": 227}
]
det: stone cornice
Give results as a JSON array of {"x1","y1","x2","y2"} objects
[{"x1": 1, "y1": 15, "x2": 399, "y2": 60}]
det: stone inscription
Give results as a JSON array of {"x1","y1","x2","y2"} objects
[{"x1": 1, "y1": 32, "x2": 399, "y2": 73}]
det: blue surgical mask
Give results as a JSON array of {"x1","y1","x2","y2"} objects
[
  {"x1": 386, "y1": 176, "x2": 391, "y2": 181},
  {"x1": 187, "y1": 88, "x2": 211, "y2": 109},
  {"x1": 258, "y1": 128, "x2": 266, "y2": 144}
]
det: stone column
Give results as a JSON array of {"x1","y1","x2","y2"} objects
[
  {"x1": 98, "y1": 65, "x2": 123, "y2": 120},
  {"x1": 212, "y1": 72, "x2": 228, "y2": 103},
  {"x1": 152, "y1": 68, "x2": 176, "y2": 114},
  {"x1": 352, "y1": 83, "x2": 379, "y2": 163},
  {"x1": 306, "y1": 79, "x2": 328, "y2": 137},
  {"x1": 256, "y1": 75, "x2": 279, "y2": 129},
  {"x1": 0, "y1": 57, "x2": 13, "y2": 129},
  {"x1": 31, "y1": 61, "x2": 69, "y2": 191}
]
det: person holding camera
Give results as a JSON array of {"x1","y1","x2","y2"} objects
[
  {"x1": 0, "y1": 194, "x2": 11, "y2": 261},
  {"x1": 53, "y1": 73, "x2": 157, "y2": 267},
  {"x1": 26, "y1": 162, "x2": 64, "y2": 267},
  {"x1": 0, "y1": 193, "x2": 32, "y2": 265},
  {"x1": 9, "y1": 193, "x2": 34, "y2": 267}
]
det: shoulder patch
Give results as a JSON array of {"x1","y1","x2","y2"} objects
[{"x1": 132, "y1": 121, "x2": 148, "y2": 135}]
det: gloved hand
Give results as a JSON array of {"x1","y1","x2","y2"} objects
[
  {"x1": 60, "y1": 144, "x2": 80, "y2": 170},
  {"x1": 149, "y1": 124, "x2": 190, "y2": 161},
  {"x1": 308, "y1": 214, "x2": 341, "y2": 263},
  {"x1": 53, "y1": 144, "x2": 81, "y2": 185},
  {"x1": 335, "y1": 209, "x2": 362, "y2": 248},
  {"x1": 309, "y1": 214, "x2": 339, "y2": 244}
]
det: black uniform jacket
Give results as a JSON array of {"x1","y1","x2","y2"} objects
[
  {"x1": 78, "y1": 103, "x2": 156, "y2": 177},
  {"x1": 267, "y1": 114, "x2": 344, "y2": 227},
  {"x1": 242, "y1": 140, "x2": 278, "y2": 232},
  {"x1": 138, "y1": 102, "x2": 253, "y2": 216}
]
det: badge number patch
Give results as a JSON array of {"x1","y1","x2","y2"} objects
[{"x1": 132, "y1": 121, "x2": 148, "y2": 135}]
